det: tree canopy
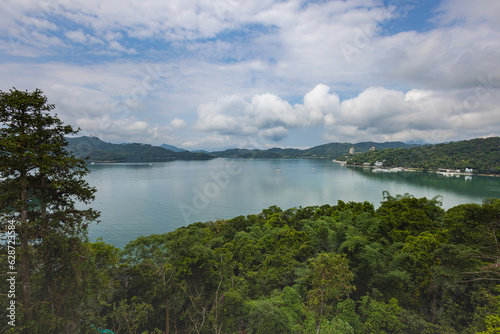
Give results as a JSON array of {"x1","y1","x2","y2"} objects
[
  {"x1": 1, "y1": 194, "x2": 494, "y2": 333},
  {"x1": 0, "y1": 88, "x2": 99, "y2": 332}
]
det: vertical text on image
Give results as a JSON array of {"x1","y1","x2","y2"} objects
[{"x1": 6, "y1": 220, "x2": 17, "y2": 326}]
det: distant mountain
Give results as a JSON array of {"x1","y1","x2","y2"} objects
[
  {"x1": 66, "y1": 136, "x2": 214, "y2": 161},
  {"x1": 160, "y1": 143, "x2": 187, "y2": 152},
  {"x1": 211, "y1": 148, "x2": 282, "y2": 158},
  {"x1": 344, "y1": 137, "x2": 500, "y2": 175},
  {"x1": 211, "y1": 141, "x2": 419, "y2": 159}
]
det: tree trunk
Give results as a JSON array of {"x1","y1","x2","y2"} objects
[
  {"x1": 166, "y1": 296, "x2": 170, "y2": 334},
  {"x1": 20, "y1": 170, "x2": 32, "y2": 323},
  {"x1": 40, "y1": 176, "x2": 55, "y2": 312}
]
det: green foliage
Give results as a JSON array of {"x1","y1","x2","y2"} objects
[
  {"x1": 106, "y1": 297, "x2": 153, "y2": 334},
  {"x1": 344, "y1": 137, "x2": 500, "y2": 174},
  {"x1": 305, "y1": 253, "x2": 355, "y2": 329},
  {"x1": 246, "y1": 299, "x2": 294, "y2": 334},
  {"x1": 478, "y1": 315, "x2": 500, "y2": 334},
  {"x1": 211, "y1": 141, "x2": 416, "y2": 159},
  {"x1": 66, "y1": 136, "x2": 214, "y2": 161},
  {"x1": 93, "y1": 193, "x2": 499, "y2": 333},
  {"x1": 0, "y1": 88, "x2": 100, "y2": 332},
  {"x1": 359, "y1": 292, "x2": 441, "y2": 334}
]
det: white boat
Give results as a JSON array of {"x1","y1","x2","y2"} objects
[{"x1": 372, "y1": 168, "x2": 402, "y2": 173}]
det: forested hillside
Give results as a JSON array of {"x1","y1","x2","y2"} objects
[
  {"x1": 6, "y1": 194, "x2": 500, "y2": 333},
  {"x1": 341, "y1": 137, "x2": 500, "y2": 175},
  {"x1": 66, "y1": 136, "x2": 214, "y2": 161},
  {"x1": 212, "y1": 141, "x2": 418, "y2": 159}
]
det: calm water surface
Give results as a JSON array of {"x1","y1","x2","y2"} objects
[{"x1": 83, "y1": 159, "x2": 500, "y2": 248}]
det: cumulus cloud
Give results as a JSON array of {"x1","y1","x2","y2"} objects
[
  {"x1": 326, "y1": 84, "x2": 500, "y2": 143},
  {"x1": 195, "y1": 82, "x2": 500, "y2": 146},
  {"x1": 194, "y1": 84, "x2": 340, "y2": 141},
  {"x1": 76, "y1": 115, "x2": 153, "y2": 142},
  {"x1": 169, "y1": 118, "x2": 187, "y2": 129}
]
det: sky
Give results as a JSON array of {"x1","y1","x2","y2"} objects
[{"x1": 1, "y1": 0, "x2": 499, "y2": 151}]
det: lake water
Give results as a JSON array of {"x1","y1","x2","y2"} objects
[{"x1": 84, "y1": 158, "x2": 500, "y2": 248}]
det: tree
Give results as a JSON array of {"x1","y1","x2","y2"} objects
[
  {"x1": 0, "y1": 88, "x2": 99, "y2": 330},
  {"x1": 376, "y1": 193, "x2": 443, "y2": 242},
  {"x1": 122, "y1": 234, "x2": 176, "y2": 333},
  {"x1": 306, "y1": 253, "x2": 355, "y2": 333}
]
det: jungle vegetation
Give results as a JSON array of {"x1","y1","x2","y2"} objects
[{"x1": 3, "y1": 194, "x2": 500, "y2": 333}]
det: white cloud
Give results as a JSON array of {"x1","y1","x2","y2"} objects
[
  {"x1": 65, "y1": 30, "x2": 88, "y2": 43},
  {"x1": 194, "y1": 84, "x2": 340, "y2": 140},
  {"x1": 76, "y1": 115, "x2": 152, "y2": 141},
  {"x1": 169, "y1": 118, "x2": 186, "y2": 129},
  {"x1": 258, "y1": 126, "x2": 289, "y2": 142},
  {"x1": 1, "y1": 0, "x2": 500, "y2": 148},
  {"x1": 108, "y1": 41, "x2": 137, "y2": 54},
  {"x1": 436, "y1": 0, "x2": 500, "y2": 28},
  {"x1": 194, "y1": 83, "x2": 500, "y2": 147}
]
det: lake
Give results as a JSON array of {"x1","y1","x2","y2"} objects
[{"x1": 84, "y1": 158, "x2": 500, "y2": 248}]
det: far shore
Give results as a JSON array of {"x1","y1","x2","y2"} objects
[{"x1": 332, "y1": 160, "x2": 499, "y2": 177}]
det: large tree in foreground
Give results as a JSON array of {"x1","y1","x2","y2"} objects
[{"x1": 0, "y1": 88, "x2": 99, "y2": 330}]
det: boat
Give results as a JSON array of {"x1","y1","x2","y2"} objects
[
  {"x1": 372, "y1": 168, "x2": 402, "y2": 173},
  {"x1": 436, "y1": 168, "x2": 461, "y2": 176}
]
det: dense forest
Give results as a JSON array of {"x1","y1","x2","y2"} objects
[
  {"x1": 66, "y1": 136, "x2": 214, "y2": 162},
  {"x1": 211, "y1": 141, "x2": 418, "y2": 159},
  {"x1": 3, "y1": 194, "x2": 500, "y2": 333},
  {"x1": 342, "y1": 137, "x2": 500, "y2": 175}
]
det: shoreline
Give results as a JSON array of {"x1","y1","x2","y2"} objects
[{"x1": 332, "y1": 160, "x2": 499, "y2": 177}]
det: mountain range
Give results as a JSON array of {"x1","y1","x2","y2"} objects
[
  {"x1": 210, "y1": 141, "x2": 419, "y2": 159},
  {"x1": 65, "y1": 136, "x2": 419, "y2": 162},
  {"x1": 65, "y1": 136, "x2": 213, "y2": 161}
]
